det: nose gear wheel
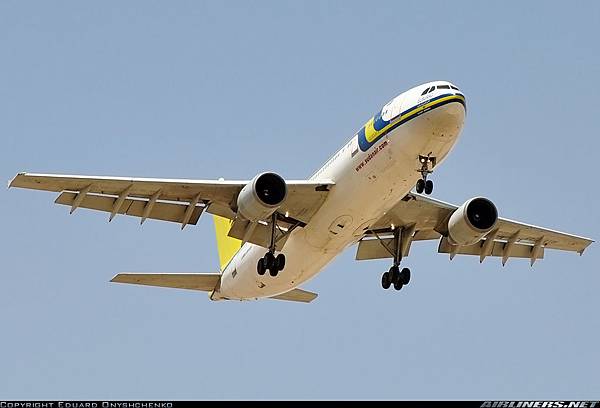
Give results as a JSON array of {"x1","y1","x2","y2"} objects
[{"x1": 415, "y1": 154, "x2": 436, "y2": 194}]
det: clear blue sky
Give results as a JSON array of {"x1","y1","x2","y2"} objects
[{"x1": 1, "y1": 0, "x2": 598, "y2": 400}]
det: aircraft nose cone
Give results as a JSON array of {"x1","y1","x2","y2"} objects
[{"x1": 423, "y1": 101, "x2": 466, "y2": 141}]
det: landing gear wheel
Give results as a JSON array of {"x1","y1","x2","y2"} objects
[
  {"x1": 264, "y1": 252, "x2": 275, "y2": 270},
  {"x1": 257, "y1": 258, "x2": 266, "y2": 276},
  {"x1": 381, "y1": 272, "x2": 392, "y2": 289},
  {"x1": 425, "y1": 180, "x2": 433, "y2": 195},
  {"x1": 275, "y1": 254, "x2": 286, "y2": 271},
  {"x1": 400, "y1": 267, "x2": 411, "y2": 285},
  {"x1": 416, "y1": 178, "x2": 425, "y2": 194},
  {"x1": 269, "y1": 266, "x2": 279, "y2": 277},
  {"x1": 389, "y1": 266, "x2": 400, "y2": 285},
  {"x1": 391, "y1": 266, "x2": 403, "y2": 290}
]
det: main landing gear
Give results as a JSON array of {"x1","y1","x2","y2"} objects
[
  {"x1": 373, "y1": 224, "x2": 415, "y2": 292},
  {"x1": 257, "y1": 213, "x2": 286, "y2": 277},
  {"x1": 381, "y1": 266, "x2": 410, "y2": 291},
  {"x1": 415, "y1": 154, "x2": 436, "y2": 195},
  {"x1": 257, "y1": 252, "x2": 286, "y2": 277}
]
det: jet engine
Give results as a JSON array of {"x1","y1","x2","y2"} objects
[
  {"x1": 447, "y1": 197, "x2": 498, "y2": 246},
  {"x1": 237, "y1": 172, "x2": 287, "y2": 222}
]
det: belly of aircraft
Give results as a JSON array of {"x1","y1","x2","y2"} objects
[{"x1": 217, "y1": 103, "x2": 465, "y2": 301}]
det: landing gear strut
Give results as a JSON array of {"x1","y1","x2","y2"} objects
[
  {"x1": 375, "y1": 225, "x2": 414, "y2": 292},
  {"x1": 415, "y1": 154, "x2": 436, "y2": 195},
  {"x1": 257, "y1": 213, "x2": 286, "y2": 277}
]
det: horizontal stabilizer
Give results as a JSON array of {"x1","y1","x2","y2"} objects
[
  {"x1": 111, "y1": 273, "x2": 220, "y2": 291},
  {"x1": 269, "y1": 288, "x2": 318, "y2": 303}
]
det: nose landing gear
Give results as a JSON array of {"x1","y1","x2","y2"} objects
[
  {"x1": 257, "y1": 213, "x2": 287, "y2": 277},
  {"x1": 415, "y1": 154, "x2": 436, "y2": 194}
]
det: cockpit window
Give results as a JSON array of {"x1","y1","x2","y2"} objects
[
  {"x1": 438, "y1": 85, "x2": 450, "y2": 89},
  {"x1": 450, "y1": 85, "x2": 459, "y2": 90},
  {"x1": 422, "y1": 86, "x2": 438, "y2": 96}
]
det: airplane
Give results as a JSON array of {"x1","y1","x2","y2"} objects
[{"x1": 9, "y1": 80, "x2": 593, "y2": 303}]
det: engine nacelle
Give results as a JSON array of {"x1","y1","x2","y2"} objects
[
  {"x1": 447, "y1": 197, "x2": 498, "y2": 246},
  {"x1": 237, "y1": 172, "x2": 287, "y2": 222}
]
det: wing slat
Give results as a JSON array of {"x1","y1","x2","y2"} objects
[{"x1": 10, "y1": 172, "x2": 243, "y2": 202}]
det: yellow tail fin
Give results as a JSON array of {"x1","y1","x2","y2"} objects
[{"x1": 213, "y1": 215, "x2": 242, "y2": 270}]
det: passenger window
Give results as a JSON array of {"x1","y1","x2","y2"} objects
[{"x1": 351, "y1": 137, "x2": 359, "y2": 157}]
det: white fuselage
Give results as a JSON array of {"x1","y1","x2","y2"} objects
[{"x1": 215, "y1": 81, "x2": 466, "y2": 301}]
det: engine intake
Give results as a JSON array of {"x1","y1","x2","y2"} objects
[
  {"x1": 447, "y1": 197, "x2": 498, "y2": 246},
  {"x1": 237, "y1": 172, "x2": 287, "y2": 222}
]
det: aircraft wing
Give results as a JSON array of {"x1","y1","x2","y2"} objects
[
  {"x1": 9, "y1": 172, "x2": 334, "y2": 245},
  {"x1": 357, "y1": 192, "x2": 593, "y2": 265}
]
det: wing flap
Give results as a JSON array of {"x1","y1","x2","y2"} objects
[
  {"x1": 356, "y1": 229, "x2": 442, "y2": 260},
  {"x1": 356, "y1": 237, "x2": 408, "y2": 260},
  {"x1": 111, "y1": 273, "x2": 220, "y2": 291},
  {"x1": 227, "y1": 217, "x2": 293, "y2": 250},
  {"x1": 55, "y1": 192, "x2": 204, "y2": 225},
  {"x1": 491, "y1": 218, "x2": 591, "y2": 253},
  {"x1": 269, "y1": 288, "x2": 318, "y2": 303},
  {"x1": 437, "y1": 236, "x2": 545, "y2": 260}
]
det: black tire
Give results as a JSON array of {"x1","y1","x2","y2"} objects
[
  {"x1": 400, "y1": 267, "x2": 411, "y2": 285},
  {"x1": 257, "y1": 258, "x2": 266, "y2": 275},
  {"x1": 425, "y1": 180, "x2": 433, "y2": 195},
  {"x1": 264, "y1": 252, "x2": 275, "y2": 269},
  {"x1": 393, "y1": 280, "x2": 403, "y2": 291},
  {"x1": 381, "y1": 272, "x2": 391, "y2": 289},
  {"x1": 416, "y1": 178, "x2": 425, "y2": 193},
  {"x1": 275, "y1": 253, "x2": 286, "y2": 271},
  {"x1": 269, "y1": 266, "x2": 279, "y2": 277},
  {"x1": 390, "y1": 266, "x2": 400, "y2": 285}
]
